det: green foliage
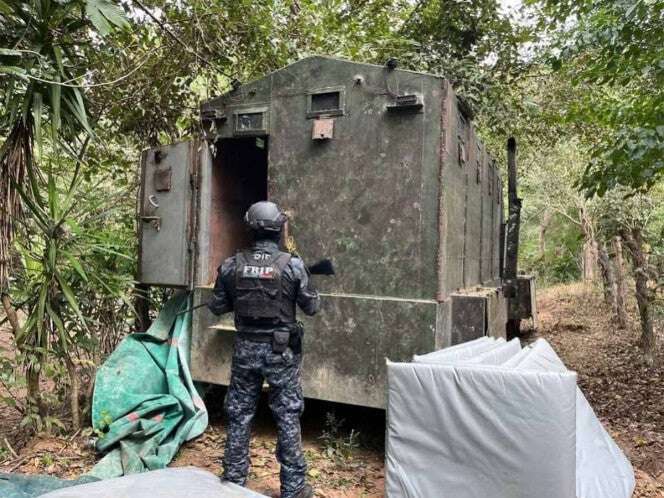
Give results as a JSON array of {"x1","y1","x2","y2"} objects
[
  {"x1": 87, "y1": 0, "x2": 529, "y2": 145},
  {"x1": 319, "y1": 412, "x2": 361, "y2": 462},
  {"x1": 0, "y1": 351, "x2": 24, "y2": 412},
  {"x1": 0, "y1": 0, "x2": 129, "y2": 295},
  {"x1": 520, "y1": 217, "x2": 584, "y2": 285},
  {"x1": 86, "y1": 0, "x2": 129, "y2": 35},
  {"x1": 534, "y1": 0, "x2": 664, "y2": 195},
  {"x1": 8, "y1": 146, "x2": 135, "y2": 426},
  {"x1": 0, "y1": 0, "x2": 127, "y2": 142},
  {"x1": 0, "y1": 0, "x2": 661, "y2": 423}
]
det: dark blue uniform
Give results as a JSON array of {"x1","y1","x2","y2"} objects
[{"x1": 209, "y1": 239, "x2": 319, "y2": 498}]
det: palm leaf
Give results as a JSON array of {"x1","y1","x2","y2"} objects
[
  {"x1": 36, "y1": 283, "x2": 47, "y2": 343},
  {"x1": 50, "y1": 77, "x2": 62, "y2": 137},
  {"x1": 47, "y1": 169, "x2": 58, "y2": 219},
  {"x1": 63, "y1": 250, "x2": 88, "y2": 282},
  {"x1": 16, "y1": 313, "x2": 37, "y2": 344},
  {"x1": 63, "y1": 89, "x2": 93, "y2": 137},
  {"x1": 32, "y1": 91, "x2": 43, "y2": 153},
  {"x1": 52, "y1": 45, "x2": 64, "y2": 74},
  {"x1": 54, "y1": 271, "x2": 87, "y2": 331},
  {"x1": 85, "y1": 0, "x2": 128, "y2": 36},
  {"x1": 0, "y1": 0, "x2": 12, "y2": 15},
  {"x1": 91, "y1": 273, "x2": 136, "y2": 315},
  {"x1": 11, "y1": 178, "x2": 49, "y2": 231},
  {"x1": 0, "y1": 66, "x2": 28, "y2": 79},
  {"x1": 45, "y1": 301, "x2": 69, "y2": 354}
]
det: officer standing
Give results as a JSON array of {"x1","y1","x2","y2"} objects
[{"x1": 208, "y1": 201, "x2": 319, "y2": 498}]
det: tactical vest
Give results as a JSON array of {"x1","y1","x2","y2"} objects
[{"x1": 234, "y1": 250, "x2": 295, "y2": 328}]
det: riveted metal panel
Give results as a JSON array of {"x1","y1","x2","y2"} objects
[
  {"x1": 450, "y1": 293, "x2": 486, "y2": 345},
  {"x1": 138, "y1": 140, "x2": 198, "y2": 287},
  {"x1": 481, "y1": 146, "x2": 494, "y2": 284},
  {"x1": 191, "y1": 288, "x2": 438, "y2": 408},
  {"x1": 192, "y1": 56, "x2": 516, "y2": 406},
  {"x1": 464, "y1": 128, "x2": 482, "y2": 287},
  {"x1": 441, "y1": 88, "x2": 466, "y2": 294}
]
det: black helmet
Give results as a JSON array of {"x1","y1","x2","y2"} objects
[{"x1": 244, "y1": 201, "x2": 287, "y2": 232}]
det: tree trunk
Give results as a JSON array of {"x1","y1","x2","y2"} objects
[
  {"x1": 1, "y1": 293, "x2": 21, "y2": 334},
  {"x1": 622, "y1": 229, "x2": 655, "y2": 365},
  {"x1": 582, "y1": 239, "x2": 599, "y2": 282},
  {"x1": 65, "y1": 356, "x2": 80, "y2": 430},
  {"x1": 611, "y1": 236, "x2": 628, "y2": 329},
  {"x1": 3, "y1": 294, "x2": 47, "y2": 416},
  {"x1": 597, "y1": 242, "x2": 615, "y2": 306},
  {"x1": 538, "y1": 210, "x2": 552, "y2": 260},
  {"x1": 580, "y1": 208, "x2": 598, "y2": 283},
  {"x1": 26, "y1": 366, "x2": 45, "y2": 417}
]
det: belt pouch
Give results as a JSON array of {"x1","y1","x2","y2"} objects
[{"x1": 272, "y1": 331, "x2": 290, "y2": 353}]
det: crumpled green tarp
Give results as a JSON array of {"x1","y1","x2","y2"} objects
[
  {"x1": 0, "y1": 473, "x2": 98, "y2": 498},
  {"x1": 0, "y1": 292, "x2": 208, "y2": 497},
  {"x1": 89, "y1": 291, "x2": 208, "y2": 478}
]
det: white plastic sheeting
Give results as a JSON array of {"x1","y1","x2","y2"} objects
[
  {"x1": 462, "y1": 338, "x2": 522, "y2": 366},
  {"x1": 39, "y1": 467, "x2": 268, "y2": 498},
  {"x1": 386, "y1": 337, "x2": 635, "y2": 498},
  {"x1": 514, "y1": 340, "x2": 636, "y2": 498},
  {"x1": 412, "y1": 337, "x2": 503, "y2": 364}
]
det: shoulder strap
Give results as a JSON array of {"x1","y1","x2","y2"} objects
[
  {"x1": 273, "y1": 251, "x2": 292, "y2": 271},
  {"x1": 236, "y1": 251, "x2": 249, "y2": 266}
]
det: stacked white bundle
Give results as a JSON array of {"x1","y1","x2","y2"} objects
[{"x1": 385, "y1": 337, "x2": 634, "y2": 498}]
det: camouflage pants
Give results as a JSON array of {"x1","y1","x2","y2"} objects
[{"x1": 223, "y1": 338, "x2": 306, "y2": 498}]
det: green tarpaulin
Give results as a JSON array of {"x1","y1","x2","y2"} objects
[
  {"x1": 0, "y1": 474, "x2": 98, "y2": 498},
  {"x1": 89, "y1": 291, "x2": 208, "y2": 478},
  {"x1": 0, "y1": 291, "x2": 209, "y2": 497}
]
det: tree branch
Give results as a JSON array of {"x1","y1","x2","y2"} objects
[
  {"x1": 131, "y1": 0, "x2": 233, "y2": 79},
  {"x1": 551, "y1": 206, "x2": 583, "y2": 227}
]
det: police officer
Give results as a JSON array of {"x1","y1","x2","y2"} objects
[{"x1": 208, "y1": 201, "x2": 319, "y2": 498}]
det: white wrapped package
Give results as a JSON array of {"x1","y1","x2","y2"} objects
[
  {"x1": 40, "y1": 467, "x2": 268, "y2": 498},
  {"x1": 386, "y1": 361, "x2": 577, "y2": 498},
  {"x1": 500, "y1": 341, "x2": 534, "y2": 368},
  {"x1": 515, "y1": 340, "x2": 635, "y2": 498},
  {"x1": 462, "y1": 338, "x2": 521, "y2": 366},
  {"x1": 413, "y1": 337, "x2": 501, "y2": 364}
]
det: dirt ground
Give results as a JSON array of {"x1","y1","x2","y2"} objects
[
  {"x1": 1, "y1": 282, "x2": 663, "y2": 497},
  {"x1": 533, "y1": 283, "x2": 664, "y2": 497}
]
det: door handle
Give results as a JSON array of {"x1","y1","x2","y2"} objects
[
  {"x1": 141, "y1": 215, "x2": 161, "y2": 231},
  {"x1": 142, "y1": 195, "x2": 161, "y2": 230}
]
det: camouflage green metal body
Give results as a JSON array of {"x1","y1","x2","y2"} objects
[{"x1": 138, "y1": 57, "x2": 508, "y2": 408}]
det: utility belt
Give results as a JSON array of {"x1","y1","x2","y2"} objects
[{"x1": 237, "y1": 322, "x2": 304, "y2": 354}]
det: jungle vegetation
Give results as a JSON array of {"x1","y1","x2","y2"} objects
[{"x1": 0, "y1": 0, "x2": 662, "y2": 430}]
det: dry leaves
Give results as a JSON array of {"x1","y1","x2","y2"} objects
[{"x1": 535, "y1": 282, "x2": 664, "y2": 497}]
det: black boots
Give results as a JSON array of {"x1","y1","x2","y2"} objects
[{"x1": 293, "y1": 483, "x2": 314, "y2": 498}]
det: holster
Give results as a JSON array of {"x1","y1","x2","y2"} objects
[
  {"x1": 288, "y1": 322, "x2": 304, "y2": 355},
  {"x1": 272, "y1": 331, "x2": 290, "y2": 354}
]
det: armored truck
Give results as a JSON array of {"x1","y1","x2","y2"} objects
[{"x1": 137, "y1": 56, "x2": 534, "y2": 408}]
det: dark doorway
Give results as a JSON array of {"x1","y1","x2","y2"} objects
[{"x1": 206, "y1": 137, "x2": 268, "y2": 280}]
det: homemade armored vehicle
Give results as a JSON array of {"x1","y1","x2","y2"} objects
[{"x1": 137, "y1": 56, "x2": 535, "y2": 408}]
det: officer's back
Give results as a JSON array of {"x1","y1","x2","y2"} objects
[{"x1": 207, "y1": 201, "x2": 318, "y2": 498}]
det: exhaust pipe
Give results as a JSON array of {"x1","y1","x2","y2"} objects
[
  {"x1": 504, "y1": 137, "x2": 520, "y2": 287},
  {"x1": 504, "y1": 137, "x2": 522, "y2": 336}
]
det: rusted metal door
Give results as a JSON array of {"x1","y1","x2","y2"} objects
[{"x1": 138, "y1": 140, "x2": 200, "y2": 287}]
